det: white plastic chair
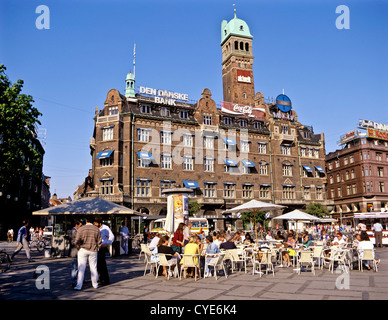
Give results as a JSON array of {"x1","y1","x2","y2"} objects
[
  {"x1": 358, "y1": 249, "x2": 378, "y2": 272},
  {"x1": 228, "y1": 249, "x2": 247, "y2": 273},
  {"x1": 155, "y1": 254, "x2": 176, "y2": 280},
  {"x1": 143, "y1": 251, "x2": 158, "y2": 276},
  {"x1": 297, "y1": 251, "x2": 315, "y2": 275},
  {"x1": 206, "y1": 253, "x2": 228, "y2": 280},
  {"x1": 256, "y1": 249, "x2": 275, "y2": 277},
  {"x1": 179, "y1": 254, "x2": 201, "y2": 281}
]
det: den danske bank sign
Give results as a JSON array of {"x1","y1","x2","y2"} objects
[{"x1": 139, "y1": 86, "x2": 189, "y2": 106}]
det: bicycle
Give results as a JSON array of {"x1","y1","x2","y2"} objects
[
  {"x1": 30, "y1": 237, "x2": 51, "y2": 252},
  {"x1": 0, "y1": 250, "x2": 11, "y2": 273},
  {"x1": 131, "y1": 234, "x2": 143, "y2": 250}
]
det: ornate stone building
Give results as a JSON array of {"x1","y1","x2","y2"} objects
[{"x1": 86, "y1": 11, "x2": 331, "y2": 230}]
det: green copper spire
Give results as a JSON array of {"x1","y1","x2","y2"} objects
[
  {"x1": 221, "y1": 7, "x2": 253, "y2": 46},
  {"x1": 125, "y1": 71, "x2": 135, "y2": 98}
]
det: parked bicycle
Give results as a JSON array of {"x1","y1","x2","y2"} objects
[
  {"x1": 30, "y1": 237, "x2": 51, "y2": 252},
  {"x1": 0, "y1": 250, "x2": 11, "y2": 273}
]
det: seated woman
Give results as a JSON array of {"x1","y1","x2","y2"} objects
[
  {"x1": 302, "y1": 234, "x2": 312, "y2": 248},
  {"x1": 243, "y1": 233, "x2": 254, "y2": 245},
  {"x1": 204, "y1": 235, "x2": 220, "y2": 277},
  {"x1": 157, "y1": 235, "x2": 179, "y2": 277},
  {"x1": 357, "y1": 231, "x2": 380, "y2": 270},
  {"x1": 180, "y1": 235, "x2": 200, "y2": 278},
  {"x1": 281, "y1": 233, "x2": 296, "y2": 267}
]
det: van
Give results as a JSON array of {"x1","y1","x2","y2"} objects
[{"x1": 150, "y1": 217, "x2": 209, "y2": 236}]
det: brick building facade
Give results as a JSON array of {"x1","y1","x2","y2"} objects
[{"x1": 85, "y1": 11, "x2": 331, "y2": 229}]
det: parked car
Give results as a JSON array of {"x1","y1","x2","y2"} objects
[{"x1": 43, "y1": 226, "x2": 53, "y2": 237}]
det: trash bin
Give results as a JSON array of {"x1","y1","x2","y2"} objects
[
  {"x1": 112, "y1": 241, "x2": 120, "y2": 257},
  {"x1": 44, "y1": 248, "x2": 51, "y2": 258}
]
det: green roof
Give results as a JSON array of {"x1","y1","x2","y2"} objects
[{"x1": 221, "y1": 13, "x2": 253, "y2": 46}]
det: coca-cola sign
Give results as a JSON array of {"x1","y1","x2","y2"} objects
[{"x1": 220, "y1": 101, "x2": 265, "y2": 120}]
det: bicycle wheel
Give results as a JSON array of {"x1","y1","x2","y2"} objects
[
  {"x1": 0, "y1": 252, "x2": 11, "y2": 273},
  {"x1": 37, "y1": 241, "x2": 45, "y2": 252}
]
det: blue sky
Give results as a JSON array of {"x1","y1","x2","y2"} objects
[{"x1": 1, "y1": 0, "x2": 387, "y2": 198}]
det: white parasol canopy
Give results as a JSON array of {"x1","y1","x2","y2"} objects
[
  {"x1": 32, "y1": 197, "x2": 145, "y2": 216},
  {"x1": 272, "y1": 209, "x2": 320, "y2": 221},
  {"x1": 222, "y1": 200, "x2": 286, "y2": 215}
]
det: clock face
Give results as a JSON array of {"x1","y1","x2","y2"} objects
[{"x1": 276, "y1": 94, "x2": 292, "y2": 112}]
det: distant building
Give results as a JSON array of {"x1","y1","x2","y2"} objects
[
  {"x1": 326, "y1": 119, "x2": 388, "y2": 220},
  {"x1": 84, "y1": 11, "x2": 331, "y2": 230}
]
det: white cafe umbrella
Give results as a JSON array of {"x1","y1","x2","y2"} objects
[
  {"x1": 273, "y1": 209, "x2": 320, "y2": 235},
  {"x1": 223, "y1": 200, "x2": 286, "y2": 242}
]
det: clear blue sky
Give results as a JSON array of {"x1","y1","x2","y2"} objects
[{"x1": 1, "y1": 0, "x2": 387, "y2": 199}]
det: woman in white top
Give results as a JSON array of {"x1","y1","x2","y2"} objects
[{"x1": 357, "y1": 231, "x2": 378, "y2": 270}]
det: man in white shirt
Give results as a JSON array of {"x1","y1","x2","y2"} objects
[
  {"x1": 332, "y1": 232, "x2": 347, "y2": 246},
  {"x1": 357, "y1": 222, "x2": 367, "y2": 232},
  {"x1": 265, "y1": 231, "x2": 273, "y2": 241},
  {"x1": 94, "y1": 217, "x2": 114, "y2": 286},
  {"x1": 119, "y1": 223, "x2": 130, "y2": 255},
  {"x1": 148, "y1": 232, "x2": 160, "y2": 251},
  {"x1": 372, "y1": 220, "x2": 383, "y2": 248}
]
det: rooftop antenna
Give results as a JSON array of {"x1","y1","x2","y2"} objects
[
  {"x1": 282, "y1": 88, "x2": 285, "y2": 95},
  {"x1": 133, "y1": 43, "x2": 136, "y2": 78}
]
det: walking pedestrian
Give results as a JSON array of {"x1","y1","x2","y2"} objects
[
  {"x1": 372, "y1": 219, "x2": 383, "y2": 248},
  {"x1": 74, "y1": 217, "x2": 101, "y2": 290},
  {"x1": 94, "y1": 217, "x2": 114, "y2": 286},
  {"x1": 119, "y1": 222, "x2": 130, "y2": 255},
  {"x1": 10, "y1": 220, "x2": 33, "y2": 263},
  {"x1": 70, "y1": 220, "x2": 82, "y2": 287}
]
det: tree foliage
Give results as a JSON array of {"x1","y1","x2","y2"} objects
[
  {"x1": 240, "y1": 211, "x2": 267, "y2": 226},
  {"x1": 0, "y1": 64, "x2": 43, "y2": 190},
  {"x1": 305, "y1": 202, "x2": 329, "y2": 218},
  {"x1": 188, "y1": 199, "x2": 201, "y2": 217}
]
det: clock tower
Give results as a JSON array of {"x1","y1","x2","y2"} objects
[{"x1": 221, "y1": 9, "x2": 255, "y2": 106}]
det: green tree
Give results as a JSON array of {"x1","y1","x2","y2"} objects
[
  {"x1": 0, "y1": 64, "x2": 43, "y2": 191},
  {"x1": 188, "y1": 199, "x2": 201, "y2": 217},
  {"x1": 240, "y1": 211, "x2": 267, "y2": 228},
  {"x1": 305, "y1": 202, "x2": 329, "y2": 218}
]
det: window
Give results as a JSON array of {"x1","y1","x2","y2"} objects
[
  {"x1": 136, "y1": 180, "x2": 151, "y2": 197},
  {"x1": 180, "y1": 110, "x2": 188, "y2": 119},
  {"x1": 100, "y1": 157, "x2": 113, "y2": 167},
  {"x1": 204, "y1": 183, "x2": 216, "y2": 198},
  {"x1": 108, "y1": 106, "x2": 118, "y2": 115},
  {"x1": 138, "y1": 129, "x2": 150, "y2": 142},
  {"x1": 183, "y1": 133, "x2": 193, "y2": 147},
  {"x1": 335, "y1": 160, "x2": 340, "y2": 168},
  {"x1": 347, "y1": 185, "x2": 352, "y2": 195},
  {"x1": 328, "y1": 162, "x2": 333, "y2": 170},
  {"x1": 203, "y1": 115, "x2": 212, "y2": 125},
  {"x1": 352, "y1": 184, "x2": 357, "y2": 194},
  {"x1": 141, "y1": 105, "x2": 151, "y2": 114},
  {"x1": 351, "y1": 169, "x2": 355, "y2": 179},
  {"x1": 331, "y1": 189, "x2": 335, "y2": 199},
  {"x1": 376, "y1": 152, "x2": 382, "y2": 161},
  {"x1": 223, "y1": 184, "x2": 235, "y2": 198},
  {"x1": 350, "y1": 155, "x2": 354, "y2": 163},
  {"x1": 282, "y1": 164, "x2": 293, "y2": 176},
  {"x1": 259, "y1": 185, "x2": 270, "y2": 199},
  {"x1": 344, "y1": 157, "x2": 348, "y2": 165},
  {"x1": 282, "y1": 186, "x2": 295, "y2": 199},
  {"x1": 241, "y1": 141, "x2": 250, "y2": 152},
  {"x1": 280, "y1": 125, "x2": 289, "y2": 134},
  {"x1": 313, "y1": 149, "x2": 319, "y2": 158},
  {"x1": 259, "y1": 162, "x2": 268, "y2": 175},
  {"x1": 161, "y1": 155, "x2": 172, "y2": 169},
  {"x1": 160, "y1": 180, "x2": 174, "y2": 196},
  {"x1": 345, "y1": 171, "x2": 350, "y2": 180},
  {"x1": 378, "y1": 167, "x2": 384, "y2": 177},
  {"x1": 304, "y1": 187, "x2": 311, "y2": 200},
  {"x1": 254, "y1": 121, "x2": 261, "y2": 130},
  {"x1": 224, "y1": 117, "x2": 232, "y2": 125},
  {"x1": 281, "y1": 146, "x2": 291, "y2": 155},
  {"x1": 161, "y1": 131, "x2": 172, "y2": 145},
  {"x1": 138, "y1": 158, "x2": 150, "y2": 168},
  {"x1": 100, "y1": 180, "x2": 113, "y2": 195},
  {"x1": 242, "y1": 165, "x2": 250, "y2": 174},
  {"x1": 379, "y1": 182, "x2": 385, "y2": 193},
  {"x1": 204, "y1": 136, "x2": 214, "y2": 149},
  {"x1": 316, "y1": 187, "x2": 323, "y2": 200},
  {"x1": 240, "y1": 119, "x2": 247, "y2": 127},
  {"x1": 102, "y1": 127, "x2": 113, "y2": 140},
  {"x1": 183, "y1": 157, "x2": 194, "y2": 170},
  {"x1": 242, "y1": 185, "x2": 253, "y2": 199},
  {"x1": 337, "y1": 173, "x2": 341, "y2": 183},
  {"x1": 161, "y1": 107, "x2": 170, "y2": 117},
  {"x1": 204, "y1": 158, "x2": 214, "y2": 172},
  {"x1": 258, "y1": 143, "x2": 267, "y2": 154},
  {"x1": 337, "y1": 187, "x2": 342, "y2": 197},
  {"x1": 300, "y1": 148, "x2": 306, "y2": 157}
]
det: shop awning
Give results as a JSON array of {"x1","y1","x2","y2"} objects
[
  {"x1": 183, "y1": 181, "x2": 200, "y2": 189},
  {"x1": 302, "y1": 165, "x2": 313, "y2": 172},
  {"x1": 224, "y1": 159, "x2": 238, "y2": 166},
  {"x1": 242, "y1": 160, "x2": 256, "y2": 167},
  {"x1": 96, "y1": 150, "x2": 114, "y2": 159},
  {"x1": 137, "y1": 152, "x2": 154, "y2": 161},
  {"x1": 315, "y1": 166, "x2": 325, "y2": 173},
  {"x1": 222, "y1": 137, "x2": 237, "y2": 146}
]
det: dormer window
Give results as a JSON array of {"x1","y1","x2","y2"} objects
[{"x1": 240, "y1": 25, "x2": 244, "y2": 31}]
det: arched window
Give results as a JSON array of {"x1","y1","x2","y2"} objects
[
  {"x1": 240, "y1": 42, "x2": 244, "y2": 50},
  {"x1": 245, "y1": 43, "x2": 249, "y2": 52},
  {"x1": 234, "y1": 41, "x2": 238, "y2": 50}
]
